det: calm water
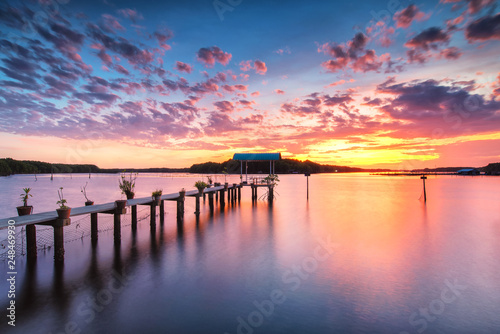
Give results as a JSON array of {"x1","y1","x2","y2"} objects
[{"x1": 1, "y1": 173, "x2": 500, "y2": 334}]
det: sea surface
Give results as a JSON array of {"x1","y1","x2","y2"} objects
[{"x1": 1, "y1": 173, "x2": 500, "y2": 334}]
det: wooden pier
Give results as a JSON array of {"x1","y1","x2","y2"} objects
[{"x1": 0, "y1": 184, "x2": 253, "y2": 263}]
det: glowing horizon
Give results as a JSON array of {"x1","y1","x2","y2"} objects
[{"x1": 1, "y1": 0, "x2": 499, "y2": 169}]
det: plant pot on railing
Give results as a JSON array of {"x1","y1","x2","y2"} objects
[
  {"x1": 115, "y1": 200, "x2": 127, "y2": 211},
  {"x1": 56, "y1": 208, "x2": 71, "y2": 219},
  {"x1": 125, "y1": 191, "x2": 135, "y2": 200},
  {"x1": 17, "y1": 206, "x2": 33, "y2": 216},
  {"x1": 85, "y1": 201, "x2": 94, "y2": 206}
]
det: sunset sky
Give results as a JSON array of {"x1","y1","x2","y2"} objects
[{"x1": 0, "y1": 0, "x2": 499, "y2": 169}]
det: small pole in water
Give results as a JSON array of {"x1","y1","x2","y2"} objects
[
  {"x1": 421, "y1": 175, "x2": 427, "y2": 202},
  {"x1": 305, "y1": 172, "x2": 311, "y2": 200},
  {"x1": 51, "y1": 165, "x2": 54, "y2": 181},
  {"x1": 89, "y1": 167, "x2": 91, "y2": 179}
]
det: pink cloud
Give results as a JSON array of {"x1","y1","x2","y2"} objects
[
  {"x1": 115, "y1": 64, "x2": 130, "y2": 75},
  {"x1": 117, "y1": 8, "x2": 144, "y2": 22},
  {"x1": 393, "y1": 4, "x2": 428, "y2": 29},
  {"x1": 274, "y1": 46, "x2": 291, "y2": 55},
  {"x1": 465, "y1": 13, "x2": 500, "y2": 42},
  {"x1": 240, "y1": 59, "x2": 267, "y2": 75},
  {"x1": 222, "y1": 84, "x2": 248, "y2": 93},
  {"x1": 101, "y1": 14, "x2": 125, "y2": 33},
  {"x1": 319, "y1": 32, "x2": 389, "y2": 73},
  {"x1": 327, "y1": 79, "x2": 355, "y2": 87},
  {"x1": 254, "y1": 60, "x2": 267, "y2": 75},
  {"x1": 251, "y1": 91, "x2": 260, "y2": 97},
  {"x1": 239, "y1": 60, "x2": 252, "y2": 71},
  {"x1": 274, "y1": 89, "x2": 285, "y2": 95},
  {"x1": 214, "y1": 100, "x2": 234, "y2": 113},
  {"x1": 175, "y1": 61, "x2": 193, "y2": 73},
  {"x1": 196, "y1": 46, "x2": 232, "y2": 67},
  {"x1": 439, "y1": 47, "x2": 462, "y2": 59}
]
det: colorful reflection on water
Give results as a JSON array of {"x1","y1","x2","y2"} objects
[{"x1": 1, "y1": 173, "x2": 500, "y2": 333}]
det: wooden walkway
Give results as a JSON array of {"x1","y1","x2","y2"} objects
[{"x1": 0, "y1": 183, "x2": 256, "y2": 262}]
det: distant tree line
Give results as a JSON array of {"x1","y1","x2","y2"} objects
[
  {"x1": 0, "y1": 158, "x2": 189, "y2": 176},
  {"x1": 0, "y1": 158, "x2": 100, "y2": 176},
  {"x1": 4, "y1": 157, "x2": 496, "y2": 177},
  {"x1": 189, "y1": 158, "x2": 389, "y2": 174}
]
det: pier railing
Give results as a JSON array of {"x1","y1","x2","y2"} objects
[{"x1": 0, "y1": 184, "x2": 249, "y2": 262}]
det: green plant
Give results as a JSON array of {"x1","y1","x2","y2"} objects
[
  {"x1": 264, "y1": 174, "x2": 280, "y2": 186},
  {"x1": 194, "y1": 181, "x2": 208, "y2": 191},
  {"x1": 152, "y1": 189, "x2": 163, "y2": 197},
  {"x1": 81, "y1": 182, "x2": 91, "y2": 202},
  {"x1": 57, "y1": 187, "x2": 69, "y2": 209},
  {"x1": 20, "y1": 187, "x2": 32, "y2": 207},
  {"x1": 207, "y1": 176, "x2": 213, "y2": 184},
  {"x1": 119, "y1": 172, "x2": 137, "y2": 198}
]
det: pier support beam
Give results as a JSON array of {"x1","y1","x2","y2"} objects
[
  {"x1": 91, "y1": 213, "x2": 98, "y2": 244},
  {"x1": 26, "y1": 225, "x2": 37, "y2": 261},
  {"x1": 160, "y1": 200, "x2": 165, "y2": 225},
  {"x1": 220, "y1": 187, "x2": 225, "y2": 207},
  {"x1": 195, "y1": 193, "x2": 201, "y2": 215},
  {"x1": 54, "y1": 226, "x2": 64, "y2": 262},
  {"x1": 114, "y1": 213, "x2": 121, "y2": 244},
  {"x1": 53, "y1": 218, "x2": 70, "y2": 262},
  {"x1": 177, "y1": 191, "x2": 185, "y2": 223},
  {"x1": 131, "y1": 205, "x2": 137, "y2": 230},
  {"x1": 150, "y1": 204, "x2": 156, "y2": 229},
  {"x1": 268, "y1": 185, "x2": 274, "y2": 202},
  {"x1": 238, "y1": 184, "x2": 242, "y2": 202},
  {"x1": 208, "y1": 191, "x2": 214, "y2": 213}
]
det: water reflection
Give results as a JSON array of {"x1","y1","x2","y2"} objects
[{"x1": 1, "y1": 175, "x2": 500, "y2": 333}]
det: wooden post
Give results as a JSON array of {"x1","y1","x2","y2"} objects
[
  {"x1": 160, "y1": 200, "x2": 165, "y2": 225},
  {"x1": 195, "y1": 194, "x2": 201, "y2": 215},
  {"x1": 53, "y1": 225, "x2": 64, "y2": 262},
  {"x1": 232, "y1": 184, "x2": 237, "y2": 202},
  {"x1": 131, "y1": 205, "x2": 137, "y2": 230},
  {"x1": 268, "y1": 185, "x2": 274, "y2": 202},
  {"x1": 114, "y1": 212, "x2": 121, "y2": 244},
  {"x1": 26, "y1": 224, "x2": 37, "y2": 261},
  {"x1": 208, "y1": 191, "x2": 214, "y2": 213},
  {"x1": 150, "y1": 204, "x2": 156, "y2": 229},
  {"x1": 220, "y1": 188, "x2": 225, "y2": 207},
  {"x1": 177, "y1": 190, "x2": 185, "y2": 223},
  {"x1": 421, "y1": 175, "x2": 427, "y2": 202},
  {"x1": 91, "y1": 213, "x2": 98, "y2": 244},
  {"x1": 228, "y1": 185, "x2": 231, "y2": 203},
  {"x1": 216, "y1": 190, "x2": 218, "y2": 202},
  {"x1": 305, "y1": 173, "x2": 310, "y2": 200},
  {"x1": 238, "y1": 183, "x2": 242, "y2": 202}
]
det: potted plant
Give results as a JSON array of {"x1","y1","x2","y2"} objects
[
  {"x1": 152, "y1": 189, "x2": 162, "y2": 205},
  {"x1": 207, "y1": 176, "x2": 213, "y2": 186},
  {"x1": 119, "y1": 172, "x2": 137, "y2": 199},
  {"x1": 17, "y1": 188, "x2": 33, "y2": 216},
  {"x1": 56, "y1": 187, "x2": 71, "y2": 219},
  {"x1": 194, "y1": 181, "x2": 208, "y2": 195},
  {"x1": 115, "y1": 199, "x2": 127, "y2": 210},
  {"x1": 81, "y1": 182, "x2": 94, "y2": 206}
]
